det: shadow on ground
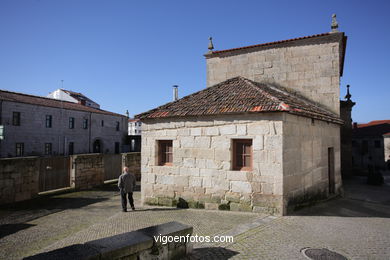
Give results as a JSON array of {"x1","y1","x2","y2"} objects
[
  {"x1": 290, "y1": 176, "x2": 390, "y2": 218},
  {"x1": 185, "y1": 247, "x2": 239, "y2": 259},
  {"x1": 0, "y1": 223, "x2": 36, "y2": 239}
]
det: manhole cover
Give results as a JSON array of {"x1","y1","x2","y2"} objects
[{"x1": 301, "y1": 248, "x2": 348, "y2": 260}]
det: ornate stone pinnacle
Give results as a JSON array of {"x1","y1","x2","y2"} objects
[
  {"x1": 208, "y1": 37, "x2": 214, "y2": 53},
  {"x1": 331, "y1": 14, "x2": 339, "y2": 33},
  {"x1": 345, "y1": 84, "x2": 351, "y2": 101}
]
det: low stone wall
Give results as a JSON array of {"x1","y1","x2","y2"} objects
[
  {"x1": 0, "y1": 157, "x2": 40, "y2": 204},
  {"x1": 0, "y1": 152, "x2": 141, "y2": 205},
  {"x1": 25, "y1": 221, "x2": 193, "y2": 260},
  {"x1": 70, "y1": 154, "x2": 105, "y2": 190},
  {"x1": 122, "y1": 152, "x2": 141, "y2": 181}
]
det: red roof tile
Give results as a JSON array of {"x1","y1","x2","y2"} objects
[
  {"x1": 357, "y1": 120, "x2": 390, "y2": 128},
  {"x1": 0, "y1": 89, "x2": 125, "y2": 117},
  {"x1": 135, "y1": 76, "x2": 342, "y2": 124},
  {"x1": 353, "y1": 121, "x2": 390, "y2": 137}
]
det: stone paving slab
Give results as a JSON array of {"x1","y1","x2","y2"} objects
[
  {"x1": 2, "y1": 179, "x2": 390, "y2": 260},
  {"x1": 0, "y1": 184, "x2": 265, "y2": 259}
]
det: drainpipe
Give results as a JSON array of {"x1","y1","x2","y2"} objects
[{"x1": 88, "y1": 112, "x2": 92, "y2": 153}]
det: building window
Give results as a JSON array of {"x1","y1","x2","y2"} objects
[
  {"x1": 69, "y1": 142, "x2": 74, "y2": 155},
  {"x1": 115, "y1": 142, "x2": 120, "y2": 154},
  {"x1": 15, "y1": 143, "x2": 24, "y2": 157},
  {"x1": 135, "y1": 129, "x2": 137, "y2": 134},
  {"x1": 116, "y1": 121, "x2": 120, "y2": 131},
  {"x1": 46, "y1": 115, "x2": 52, "y2": 128},
  {"x1": 232, "y1": 139, "x2": 253, "y2": 171},
  {"x1": 83, "y1": 119, "x2": 88, "y2": 129},
  {"x1": 101, "y1": 120, "x2": 104, "y2": 127},
  {"x1": 375, "y1": 140, "x2": 381, "y2": 148},
  {"x1": 352, "y1": 140, "x2": 358, "y2": 147},
  {"x1": 12, "y1": 112, "x2": 21, "y2": 126},
  {"x1": 158, "y1": 140, "x2": 173, "y2": 166},
  {"x1": 69, "y1": 117, "x2": 75, "y2": 129},
  {"x1": 45, "y1": 143, "x2": 52, "y2": 155}
]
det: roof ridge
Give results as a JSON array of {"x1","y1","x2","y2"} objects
[
  {"x1": 210, "y1": 32, "x2": 334, "y2": 55},
  {"x1": 0, "y1": 89, "x2": 125, "y2": 117},
  {"x1": 0, "y1": 89, "x2": 79, "y2": 105},
  {"x1": 240, "y1": 77, "x2": 287, "y2": 109}
]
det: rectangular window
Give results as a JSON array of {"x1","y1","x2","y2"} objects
[
  {"x1": 12, "y1": 112, "x2": 21, "y2": 126},
  {"x1": 116, "y1": 121, "x2": 120, "y2": 131},
  {"x1": 69, "y1": 142, "x2": 74, "y2": 155},
  {"x1": 115, "y1": 142, "x2": 120, "y2": 154},
  {"x1": 69, "y1": 117, "x2": 75, "y2": 129},
  {"x1": 45, "y1": 143, "x2": 52, "y2": 155},
  {"x1": 83, "y1": 119, "x2": 88, "y2": 129},
  {"x1": 101, "y1": 120, "x2": 104, "y2": 127},
  {"x1": 46, "y1": 115, "x2": 52, "y2": 128},
  {"x1": 233, "y1": 139, "x2": 253, "y2": 171},
  {"x1": 15, "y1": 143, "x2": 24, "y2": 157},
  {"x1": 158, "y1": 140, "x2": 173, "y2": 166},
  {"x1": 375, "y1": 140, "x2": 381, "y2": 148}
]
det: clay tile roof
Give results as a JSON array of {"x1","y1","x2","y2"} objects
[
  {"x1": 353, "y1": 120, "x2": 390, "y2": 137},
  {"x1": 357, "y1": 120, "x2": 390, "y2": 128},
  {"x1": 0, "y1": 89, "x2": 125, "y2": 117},
  {"x1": 135, "y1": 76, "x2": 342, "y2": 124}
]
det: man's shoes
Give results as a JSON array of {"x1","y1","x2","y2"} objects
[
  {"x1": 122, "y1": 209, "x2": 127, "y2": 212},
  {"x1": 131, "y1": 207, "x2": 135, "y2": 211}
]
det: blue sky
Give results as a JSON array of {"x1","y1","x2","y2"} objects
[{"x1": 0, "y1": 0, "x2": 389, "y2": 123}]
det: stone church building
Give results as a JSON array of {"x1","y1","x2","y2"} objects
[{"x1": 136, "y1": 17, "x2": 348, "y2": 215}]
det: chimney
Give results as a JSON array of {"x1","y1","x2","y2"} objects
[
  {"x1": 173, "y1": 85, "x2": 178, "y2": 101},
  {"x1": 353, "y1": 122, "x2": 358, "y2": 129},
  {"x1": 79, "y1": 99, "x2": 86, "y2": 106}
]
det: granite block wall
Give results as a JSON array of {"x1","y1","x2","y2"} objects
[
  {"x1": 141, "y1": 114, "x2": 285, "y2": 215},
  {"x1": 206, "y1": 33, "x2": 344, "y2": 115}
]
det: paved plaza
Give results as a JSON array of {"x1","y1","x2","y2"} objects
[{"x1": 1, "y1": 176, "x2": 390, "y2": 259}]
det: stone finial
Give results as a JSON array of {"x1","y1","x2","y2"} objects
[
  {"x1": 345, "y1": 84, "x2": 351, "y2": 101},
  {"x1": 331, "y1": 14, "x2": 339, "y2": 33},
  {"x1": 208, "y1": 37, "x2": 214, "y2": 54}
]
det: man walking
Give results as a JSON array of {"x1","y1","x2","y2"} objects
[{"x1": 118, "y1": 166, "x2": 136, "y2": 212}]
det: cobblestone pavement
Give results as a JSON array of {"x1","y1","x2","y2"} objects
[
  {"x1": 1, "y1": 178, "x2": 390, "y2": 260},
  {"x1": 187, "y1": 177, "x2": 390, "y2": 260},
  {"x1": 0, "y1": 184, "x2": 265, "y2": 259}
]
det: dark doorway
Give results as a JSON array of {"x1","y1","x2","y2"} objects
[
  {"x1": 115, "y1": 142, "x2": 120, "y2": 154},
  {"x1": 93, "y1": 139, "x2": 101, "y2": 153},
  {"x1": 328, "y1": 147, "x2": 335, "y2": 194},
  {"x1": 68, "y1": 142, "x2": 74, "y2": 155}
]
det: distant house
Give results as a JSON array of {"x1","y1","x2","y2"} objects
[
  {"x1": 0, "y1": 90, "x2": 127, "y2": 157},
  {"x1": 352, "y1": 120, "x2": 390, "y2": 171},
  {"x1": 47, "y1": 89, "x2": 100, "y2": 109},
  {"x1": 128, "y1": 118, "x2": 142, "y2": 152}
]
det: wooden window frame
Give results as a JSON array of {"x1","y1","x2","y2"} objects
[
  {"x1": 69, "y1": 117, "x2": 75, "y2": 129},
  {"x1": 15, "y1": 143, "x2": 24, "y2": 157},
  {"x1": 45, "y1": 115, "x2": 52, "y2": 128},
  {"x1": 83, "y1": 119, "x2": 88, "y2": 129},
  {"x1": 12, "y1": 112, "x2": 21, "y2": 126},
  {"x1": 158, "y1": 140, "x2": 173, "y2": 166},
  {"x1": 232, "y1": 139, "x2": 253, "y2": 171}
]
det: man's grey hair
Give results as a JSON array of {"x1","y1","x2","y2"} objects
[{"x1": 123, "y1": 166, "x2": 129, "y2": 172}]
